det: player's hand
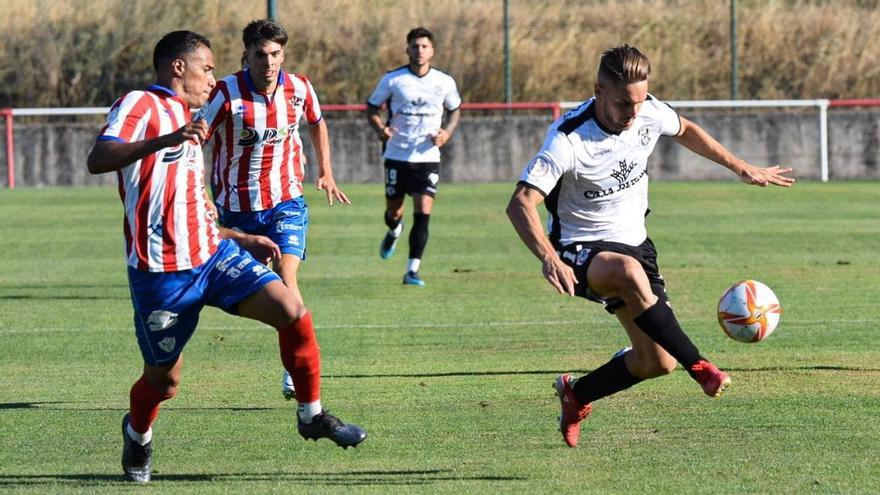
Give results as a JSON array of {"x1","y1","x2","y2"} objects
[
  {"x1": 542, "y1": 254, "x2": 577, "y2": 296},
  {"x1": 170, "y1": 119, "x2": 209, "y2": 146},
  {"x1": 237, "y1": 233, "x2": 281, "y2": 265},
  {"x1": 376, "y1": 126, "x2": 394, "y2": 142},
  {"x1": 739, "y1": 164, "x2": 795, "y2": 187},
  {"x1": 316, "y1": 175, "x2": 351, "y2": 206},
  {"x1": 433, "y1": 128, "x2": 451, "y2": 147}
]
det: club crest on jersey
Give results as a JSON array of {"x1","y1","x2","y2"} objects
[
  {"x1": 638, "y1": 126, "x2": 651, "y2": 146},
  {"x1": 288, "y1": 95, "x2": 304, "y2": 108}
]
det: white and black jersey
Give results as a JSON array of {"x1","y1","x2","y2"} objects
[
  {"x1": 518, "y1": 96, "x2": 681, "y2": 247},
  {"x1": 367, "y1": 66, "x2": 461, "y2": 163}
]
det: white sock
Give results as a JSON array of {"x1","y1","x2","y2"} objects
[
  {"x1": 126, "y1": 423, "x2": 152, "y2": 446},
  {"x1": 407, "y1": 258, "x2": 421, "y2": 273},
  {"x1": 297, "y1": 400, "x2": 323, "y2": 423},
  {"x1": 390, "y1": 222, "x2": 403, "y2": 238}
]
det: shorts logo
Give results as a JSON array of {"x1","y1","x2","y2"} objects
[
  {"x1": 157, "y1": 336, "x2": 177, "y2": 353},
  {"x1": 147, "y1": 310, "x2": 178, "y2": 331},
  {"x1": 575, "y1": 248, "x2": 591, "y2": 266},
  {"x1": 386, "y1": 186, "x2": 396, "y2": 196},
  {"x1": 252, "y1": 264, "x2": 270, "y2": 276},
  {"x1": 287, "y1": 235, "x2": 300, "y2": 246},
  {"x1": 527, "y1": 157, "x2": 551, "y2": 178},
  {"x1": 428, "y1": 173, "x2": 439, "y2": 185}
]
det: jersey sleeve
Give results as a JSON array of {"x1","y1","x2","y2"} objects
[
  {"x1": 443, "y1": 76, "x2": 462, "y2": 111},
  {"x1": 195, "y1": 82, "x2": 231, "y2": 141},
  {"x1": 367, "y1": 73, "x2": 392, "y2": 107},
  {"x1": 655, "y1": 98, "x2": 682, "y2": 136},
  {"x1": 518, "y1": 131, "x2": 575, "y2": 195},
  {"x1": 98, "y1": 91, "x2": 150, "y2": 143},
  {"x1": 300, "y1": 75, "x2": 323, "y2": 125}
]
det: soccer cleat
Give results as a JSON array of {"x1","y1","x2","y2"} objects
[
  {"x1": 402, "y1": 271, "x2": 425, "y2": 287},
  {"x1": 379, "y1": 229, "x2": 401, "y2": 259},
  {"x1": 690, "y1": 360, "x2": 732, "y2": 398},
  {"x1": 281, "y1": 370, "x2": 296, "y2": 401},
  {"x1": 297, "y1": 410, "x2": 367, "y2": 449},
  {"x1": 121, "y1": 414, "x2": 152, "y2": 483},
  {"x1": 553, "y1": 374, "x2": 593, "y2": 448}
]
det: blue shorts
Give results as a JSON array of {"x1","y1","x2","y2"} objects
[
  {"x1": 218, "y1": 197, "x2": 309, "y2": 259},
  {"x1": 128, "y1": 239, "x2": 281, "y2": 366}
]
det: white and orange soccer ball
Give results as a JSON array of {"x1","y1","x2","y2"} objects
[{"x1": 717, "y1": 280, "x2": 782, "y2": 343}]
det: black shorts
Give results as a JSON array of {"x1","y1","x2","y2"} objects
[
  {"x1": 557, "y1": 237, "x2": 668, "y2": 314},
  {"x1": 384, "y1": 159, "x2": 440, "y2": 199}
]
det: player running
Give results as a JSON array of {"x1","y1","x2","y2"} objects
[
  {"x1": 366, "y1": 27, "x2": 461, "y2": 286},
  {"x1": 87, "y1": 30, "x2": 365, "y2": 483},
  {"x1": 197, "y1": 19, "x2": 350, "y2": 401},
  {"x1": 506, "y1": 44, "x2": 794, "y2": 448}
]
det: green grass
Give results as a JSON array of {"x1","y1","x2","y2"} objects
[{"x1": 0, "y1": 182, "x2": 878, "y2": 494}]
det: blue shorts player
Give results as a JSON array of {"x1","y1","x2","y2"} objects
[
  {"x1": 87, "y1": 30, "x2": 365, "y2": 484},
  {"x1": 198, "y1": 20, "x2": 350, "y2": 400}
]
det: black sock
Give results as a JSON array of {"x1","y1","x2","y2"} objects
[
  {"x1": 384, "y1": 211, "x2": 401, "y2": 232},
  {"x1": 572, "y1": 354, "x2": 643, "y2": 404},
  {"x1": 409, "y1": 213, "x2": 430, "y2": 259},
  {"x1": 633, "y1": 301, "x2": 703, "y2": 376}
]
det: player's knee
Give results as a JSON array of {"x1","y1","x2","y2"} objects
[
  {"x1": 610, "y1": 256, "x2": 645, "y2": 291},
  {"x1": 147, "y1": 376, "x2": 180, "y2": 398}
]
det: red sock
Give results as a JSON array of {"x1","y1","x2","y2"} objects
[
  {"x1": 277, "y1": 311, "x2": 321, "y2": 403},
  {"x1": 129, "y1": 375, "x2": 176, "y2": 434}
]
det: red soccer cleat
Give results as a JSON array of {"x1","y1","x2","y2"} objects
[
  {"x1": 690, "y1": 360, "x2": 732, "y2": 397},
  {"x1": 553, "y1": 374, "x2": 593, "y2": 448}
]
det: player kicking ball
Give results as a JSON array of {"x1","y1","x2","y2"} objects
[
  {"x1": 87, "y1": 30, "x2": 365, "y2": 483},
  {"x1": 506, "y1": 44, "x2": 794, "y2": 447}
]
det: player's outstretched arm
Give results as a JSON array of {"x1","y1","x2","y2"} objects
[
  {"x1": 673, "y1": 116, "x2": 795, "y2": 187},
  {"x1": 506, "y1": 184, "x2": 576, "y2": 296},
  {"x1": 309, "y1": 120, "x2": 351, "y2": 206},
  {"x1": 87, "y1": 120, "x2": 209, "y2": 174}
]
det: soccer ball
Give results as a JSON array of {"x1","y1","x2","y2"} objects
[{"x1": 717, "y1": 280, "x2": 782, "y2": 343}]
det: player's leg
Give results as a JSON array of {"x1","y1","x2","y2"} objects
[
  {"x1": 402, "y1": 162, "x2": 439, "y2": 286},
  {"x1": 587, "y1": 251, "x2": 730, "y2": 396},
  {"x1": 123, "y1": 267, "x2": 205, "y2": 482},
  {"x1": 236, "y1": 280, "x2": 367, "y2": 447},
  {"x1": 274, "y1": 252, "x2": 307, "y2": 400},
  {"x1": 403, "y1": 193, "x2": 433, "y2": 286},
  {"x1": 380, "y1": 160, "x2": 406, "y2": 259}
]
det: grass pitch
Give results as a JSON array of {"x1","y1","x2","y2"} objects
[{"x1": 0, "y1": 182, "x2": 878, "y2": 494}]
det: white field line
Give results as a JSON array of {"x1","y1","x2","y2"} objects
[{"x1": 1, "y1": 319, "x2": 878, "y2": 334}]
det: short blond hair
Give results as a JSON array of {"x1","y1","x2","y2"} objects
[{"x1": 598, "y1": 44, "x2": 651, "y2": 86}]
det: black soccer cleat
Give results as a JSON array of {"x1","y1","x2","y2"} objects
[
  {"x1": 121, "y1": 413, "x2": 152, "y2": 483},
  {"x1": 297, "y1": 410, "x2": 367, "y2": 449}
]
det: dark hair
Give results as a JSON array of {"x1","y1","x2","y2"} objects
[
  {"x1": 598, "y1": 44, "x2": 651, "y2": 86},
  {"x1": 243, "y1": 19, "x2": 289, "y2": 49},
  {"x1": 153, "y1": 31, "x2": 210, "y2": 72},
  {"x1": 406, "y1": 27, "x2": 434, "y2": 45}
]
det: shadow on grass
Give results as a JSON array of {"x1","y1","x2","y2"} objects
[
  {"x1": 326, "y1": 365, "x2": 880, "y2": 379},
  {"x1": 0, "y1": 469, "x2": 527, "y2": 487},
  {"x1": 0, "y1": 402, "x2": 274, "y2": 412},
  {"x1": 0, "y1": 294, "x2": 128, "y2": 300}
]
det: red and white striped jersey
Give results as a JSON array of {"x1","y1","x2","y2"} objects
[
  {"x1": 99, "y1": 84, "x2": 221, "y2": 272},
  {"x1": 197, "y1": 70, "x2": 322, "y2": 212}
]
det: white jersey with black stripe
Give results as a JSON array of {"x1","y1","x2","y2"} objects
[
  {"x1": 367, "y1": 65, "x2": 461, "y2": 163},
  {"x1": 518, "y1": 96, "x2": 681, "y2": 247}
]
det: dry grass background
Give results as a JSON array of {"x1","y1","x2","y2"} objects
[{"x1": 2, "y1": 0, "x2": 880, "y2": 107}]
